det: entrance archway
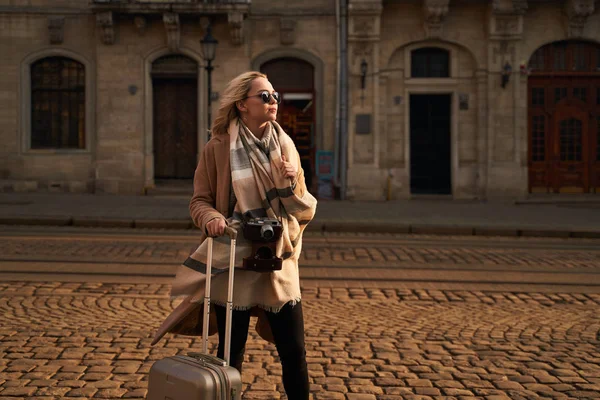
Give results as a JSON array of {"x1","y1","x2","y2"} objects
[
  {"x1": 151, "y1": 55, "x2": 198, "y2": 180},
  {"x1": 260, "y1": 57, "x2": 316, "y2": 193},
  {"x1": 528, "y1": 40, "x2": 600, "y2": 193}
]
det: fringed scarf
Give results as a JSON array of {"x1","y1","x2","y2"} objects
[{"x1": 169, "y1": 118, "x2": 317, "y2": 313}]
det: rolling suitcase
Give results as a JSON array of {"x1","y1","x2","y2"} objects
[{"x1": 147, "y1": 227, "x2": 243, "y2": 400}]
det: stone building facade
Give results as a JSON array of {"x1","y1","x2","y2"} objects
[{"x1": 0, "y1": 0, "x2": 599, "y2": 201}]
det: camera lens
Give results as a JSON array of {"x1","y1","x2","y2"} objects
[{"x1": 260, "y1": 224, "x2": 274, "y2": 240}]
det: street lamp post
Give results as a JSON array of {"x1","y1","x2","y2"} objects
[{"x1": 200, "y1": 24, "x2": 218, "y2": 139}]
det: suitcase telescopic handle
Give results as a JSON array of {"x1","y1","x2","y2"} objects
[
  {"x1": 187, "y1": 352, "x2": 227, "y2": 367},
  {"x1": 224, "y1": 226, "x2": 237, "y2": 240},
  {"x1": 201, "y1": 227, "x2": 237, "y2": 367}
]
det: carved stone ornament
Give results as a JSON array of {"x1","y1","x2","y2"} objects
[
  {"x1": 163, "y1": 13, "x2": 180, "y2": 52},
  {"x1": 228, "y1": 12, "x2": 244, "y2": 46},
  {"x1": 280, "y1": 17, "x2": 296, "y2": 45},
  {"x1": 48, "y1": 16, "x2": 65, "y2": 45},
  {"x1": 423, "y1": 0, "x2": 450, "y2": 38},
  {"x1": 492, "y1": 15, "x2": 521, "y2": 37},
  {"x1": 352, "y1": 16, "x2": 374, "y2": 36},
  {"x1": 565, "y1": 0, "x2": 595, "y2": 37},
  {"x1": 352, "y1": 41, "x2": 373, "y2": 60},
  {"x1": 96, "y1": 11, "x2": 115, "y2": 45},
  {"x1": 134, "y1": 16, "x2": 146, "y2": 35}
]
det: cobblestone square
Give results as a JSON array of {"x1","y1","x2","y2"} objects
[{"x1": 0, "y1": 281, "x2": 599, "y2": 399}]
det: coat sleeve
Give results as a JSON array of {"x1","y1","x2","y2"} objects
[{"x1": 189, "y1": 140, "x2": 226, "y2": 234}]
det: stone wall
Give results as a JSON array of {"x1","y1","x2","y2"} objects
[{"x1": 2, "y1": 0, "x2": 599, "y2": 199}]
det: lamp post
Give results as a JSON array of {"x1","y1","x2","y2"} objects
[{"x1": 200, "y1": 24, "x2": 218, "y2": 138}]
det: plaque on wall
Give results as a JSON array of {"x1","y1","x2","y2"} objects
[{"x1": 355, "y1": 114, "x2": 371, "y2": 135}]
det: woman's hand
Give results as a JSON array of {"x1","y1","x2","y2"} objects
[
  {"x1": 280, "y1": 154, "x2": 297, "y2": 180},
  {"x1": 206, "y1": 217, "x2": 227, "y2": 237}
]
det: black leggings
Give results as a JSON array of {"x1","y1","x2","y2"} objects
[{"x1": 214, "y1": 301, "x2": 309, "y2": 400}]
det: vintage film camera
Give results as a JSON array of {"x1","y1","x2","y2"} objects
[{"x1": 242, "y1": 217, "x2": 283, "y2": 272}]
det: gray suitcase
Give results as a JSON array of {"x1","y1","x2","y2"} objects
[{"x1": 147, "y1": 227, "x2": 243, "y2": 400}]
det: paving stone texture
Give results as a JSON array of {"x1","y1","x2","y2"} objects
[{"x1": 0, "y1": 281, "x2": 599, "y2": 400}]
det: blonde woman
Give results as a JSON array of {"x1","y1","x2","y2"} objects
[{"x1": 154, "y1": 72, "x2": 317, "y2": 399}]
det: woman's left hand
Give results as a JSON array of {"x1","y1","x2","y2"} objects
[{"x1": 280, "y1": 154, "x2": 297, "y2": 180}]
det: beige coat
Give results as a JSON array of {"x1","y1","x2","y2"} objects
[{"x1": 151, "y1": 131, "x2": 308, "y2": 346}]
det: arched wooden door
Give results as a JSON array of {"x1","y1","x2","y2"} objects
[
  {"x1": 528, "y1": 41, "x2": 600, "y2": 193},
  {"x1": 260, "y1": 58, "x2": 316, "y2": 193},
  {"x1": 152, "y1": 55, "x2": 198, "y2": 180}
]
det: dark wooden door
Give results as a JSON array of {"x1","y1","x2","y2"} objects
[
  {"x1": 527, "y1": 40, "x2": 600, "y2": 193},
  {"x1": 153, "y1": 78, "x2": 197, "y2": 179},
  {"x1": 552, "y1": 103, "x2": 589, "y2": 192},
  {"x1": 528, "y1": 77, "x2": 599, "y2": 193},
  {"x1": 410, "y1": 94, "x2": 452, "y2": 194}
]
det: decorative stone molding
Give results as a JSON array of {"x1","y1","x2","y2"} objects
[
  {"x1": 134, "y1": 16, "x2": 146, "y2": 35},
  {"x1": 349, "y1": 0, "x2": 382, "y2": 39},
  {"x1": 352, "y1": 41, "x2": 373, "y2": 60},
  {"x1": 48, "y1": 16, "x2": 65, "y2": 45},
  {"x1": 163, "y1": 13, "x2": 180, "y2": 52},
  {"x1": 423, "y1": 0, "x2": 450, "y2": 38},
  {"x1": 352, "y1": 16, "x2": 374, "y2": 36},
  {"x1": 564, "y1": 0, "x2": 595, "y2": 37},
  {"x1": 280, "y1": 17, "x2": 296, "y2": 45},
  {"x1": 96, "y1": 11, "x2": 115, "y2": 45},
  {"x1": 228, "y1": 12, "x2": 244, "y2": 46},
  {"x1": 489, "y1": 0, "x2": 526, "y2": 40}
]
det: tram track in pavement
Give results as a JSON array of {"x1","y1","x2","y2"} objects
[{"x1": 0, "y1": 224, "x2": 598, "y2": 292}]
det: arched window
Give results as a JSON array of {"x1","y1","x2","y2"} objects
[
  {"x1": 528, "y1": 40, "x2": 600, "y2": 73},
  {"x1": 260, "y1": 57, "x2": 314, "y2": 90},
  {"x1": 411, "y1": 47, "x2": 450, "y2": 78},
  {"x1": 31, "y1": 57, "x2": 85, "y2": 149}
]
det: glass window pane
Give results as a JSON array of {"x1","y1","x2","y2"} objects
[
  {"x1": 31, "y1": 57, "x2": 85, "y2": 150},
  {"x1": 573, "y1": 43, "x2": 587, "y2": 71},
  {"x1": 573, "y1": 87, "x2": 587, "y2": 102},
  {"x1": 411, "y1": 48, "x2": 449, "y2": 78},
  {"x1": 555, "y1": 87, "x2": 567, "y2": 103},
  {"x1": 532, "y1": 88, "x2": 544, "y2": 106},
  {"x1": 553, "y1": 43, "x2": 567, "y2": 71},
  {"x1": 532, "y1": 115, "x2": 546, "y2": 162},
  {"x1": 560, "y1": 118, "x2": 582, "y2": 162},
  {"x1": 529, "y1": 48, "x2": 545, "y2": 71}
]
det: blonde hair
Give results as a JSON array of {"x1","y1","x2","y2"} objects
[{"x1": 211, "y1": 71, "x2": 267, "y2": 136}]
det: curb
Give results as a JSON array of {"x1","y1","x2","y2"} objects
[{"x1": 0, "y1": 216, "x2": 599, "y2": 238}]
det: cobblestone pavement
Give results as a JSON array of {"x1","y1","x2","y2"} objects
[{"x1": 0, "y1": 281, "x2": 599, "y2": 400}]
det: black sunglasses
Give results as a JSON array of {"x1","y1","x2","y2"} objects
[{"x1": 244, "y1": 90, "x2": 281, "y2": 104}]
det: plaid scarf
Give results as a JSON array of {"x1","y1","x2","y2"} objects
[{"x1": 170, "y1": 118, "x2": 317, "y2": 313}]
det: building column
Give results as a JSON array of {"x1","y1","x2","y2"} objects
[
  {"x1": 486, "y1": 0, "x2": 528, "y2": 198},
  {"x1": 347, "y1": 0, "x2": 383, "y2": 200}
]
